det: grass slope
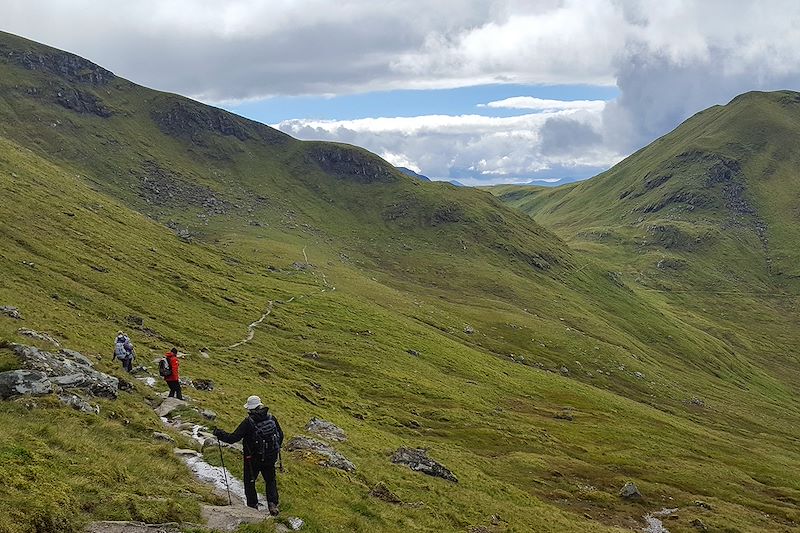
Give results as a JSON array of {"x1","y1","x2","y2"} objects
[{"x1": 1, "y1": 33, "x2": 800, "y2": 533}]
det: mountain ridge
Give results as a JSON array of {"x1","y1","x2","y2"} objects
[{"x1": 2, "y1": 32, "x2": 800, "y2": 533}]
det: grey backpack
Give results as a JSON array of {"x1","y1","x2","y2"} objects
[{"x1": 114, "y1": 342, "x2": 128, "y2": 360}]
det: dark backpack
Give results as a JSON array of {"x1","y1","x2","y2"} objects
[
  {"x1": 249, "y1": 415, "x2": 280, "y2": 456},
  {"x1": 158, "y1": 357, "x2": 172, "y2": 377}
]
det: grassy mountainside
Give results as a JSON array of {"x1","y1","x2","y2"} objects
[
  {"x1": 487, "y1": 91, "x2": 800, "y2": 287},
  {"x1": 2, "y1": 32, "x2": 800, "y2": 533}
]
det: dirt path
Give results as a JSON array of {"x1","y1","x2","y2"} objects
[
  {"x1": 227, "y1": 301, "x2": 274, "y2": 349},
  {"x1": 227, "y1": 247, "x2": 336, "y2": 349}
]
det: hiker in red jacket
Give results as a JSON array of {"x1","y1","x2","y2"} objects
[{"x1": 163, "y1": 347, "x2": 182, "y2": 400}]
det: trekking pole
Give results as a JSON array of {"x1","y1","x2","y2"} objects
[
  {"x1": 279, "y1": 449, "x2": 284, "y2": 473},
  {"x1": 217, "y1": 439, "x2": 233, "y2": 505}
]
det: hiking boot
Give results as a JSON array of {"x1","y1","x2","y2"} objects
[{"x1": 268, "y1": 502, "x2": 279, "y2": 516}]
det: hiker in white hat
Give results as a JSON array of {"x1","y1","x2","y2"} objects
[{"x1": 214, "y1": 395, "x2": 284, "y2": 515}]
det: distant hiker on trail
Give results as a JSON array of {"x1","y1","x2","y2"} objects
[
  {"x1": 213, "y1": 395, "x2": 284, "y2": 515},
  {"x1": 160, "y1": 347, "x2": 182, "y2": 400},
  {"x1": 113, "y1": 331, "x2": 135, "y2": 373}
]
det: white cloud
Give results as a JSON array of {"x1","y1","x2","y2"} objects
[
  {"x1": 4, "y1": 1, "x2": 800, "y2": 182},
  {"x1": 276, "y1": 105, "x2": 623, "y2": 184},
  {"x1": 381, "y1": 152, "x2": 421, "y2": 173},
  {"x1": 480, "y1": 97, "x2": 606, "y2": 112}
]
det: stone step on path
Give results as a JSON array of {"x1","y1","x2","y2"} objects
[{"x1": 86, "y1": 521, "x2": 185, "y2": 533}]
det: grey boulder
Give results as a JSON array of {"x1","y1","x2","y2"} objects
[
  {"x1": 0, "y1": 306, "x2": 22, "y2": 319},
  {"x1": 619, "y1": 481, "x2": 642, "y2": 499},
  {"x1": 390, "y1": 447, "x2": 458, "y2": 483}
]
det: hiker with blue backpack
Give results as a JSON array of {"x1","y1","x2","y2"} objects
[
  {"x1": 213, "y1": 395, "x2": 284, "y2": 515},
  {"x1": 113, "y1": 331, "x2": 135, "y2": 372}
]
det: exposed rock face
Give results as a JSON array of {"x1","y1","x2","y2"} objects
[
  {"x1": 6, "y1": 344, "x2": 119, "y2": 396},
  {"x1": 304, "y1": 418, "x2": 347, "y2": 442},
  {"x1": 0, "y1": 306, "x2": 22, "y2": 319},
  {"x1": 151, "y1": 100, "x2": 256, "y2": 142},
  {"x1": 286, "y1": 436, "x2": 355, "y2": 472},
  {"x1": 308, "y1": 145, "x2": 397, "y2": 184},
  {"x1": 11, "y1": 344, "x2": 118, "y2": 398},
  {"x1": 55, "y1": 87, "x2": 112, "y2": 117},
  {"x1": 390, "y1": 447, "x2": 458, "y2": 483},
  {"x1": 3, "y1": 47, "x2": 114, "y2": 85},
  {"x1": 0, "y1": 370, "x2": 52, "y2": 399}
]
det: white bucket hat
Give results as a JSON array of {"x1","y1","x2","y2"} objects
[{"x1": 244, "y1": 395, "x2": 263, "y2": 410}]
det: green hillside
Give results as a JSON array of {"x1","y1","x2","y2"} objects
[
  {"x1": 2, "y1": 32, "x2": 800, "y2": 533},
  {"x1": 487, "y1": 91, "x2": 800, "y2": 287}
]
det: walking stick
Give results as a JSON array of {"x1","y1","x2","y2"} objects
[
  {"x1": 217, "y1": 439, "x2": 233, "y2": 505},
  {"x1": 279, "y1": 449, "x2": 284, "y2": 473}
]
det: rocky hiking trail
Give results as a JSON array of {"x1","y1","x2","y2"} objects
[{"x1": 227, "y1": 300, "x2": 274, "y2": 349}]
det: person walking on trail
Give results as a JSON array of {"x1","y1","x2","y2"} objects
[
  {"x1": 160, "y1": 347, "x2": 182, "y2": 400},
  {"x1": 113, "y1": 331, "x2": 135, "y2": 373},
  {"x1": 213, "y1": 395, "x2": 284, "y2": 515}
]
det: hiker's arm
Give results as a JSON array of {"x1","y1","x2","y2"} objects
[{"x1": 213, "y1": 419, "x2": 247, "y2": 443}]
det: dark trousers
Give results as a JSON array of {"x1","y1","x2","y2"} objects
[
  {"x1": 244, "y1": 451, "x2": 279, "y2": 508},
  {"x1": 167, "y1": 380, "x2": 183, "y2": 400},
  {"x1": 122, "y1": 357, "x2": 133, "y2": 373}
]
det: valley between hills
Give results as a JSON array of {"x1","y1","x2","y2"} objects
[{"x1": 1, "y1": 31, "x2": 800, "y2": 533}]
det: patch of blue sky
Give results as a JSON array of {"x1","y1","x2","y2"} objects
[{"x1": 224, "y1": 83, "x2": 618, "y2": 124}]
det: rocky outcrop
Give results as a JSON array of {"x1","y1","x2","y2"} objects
[
  {"x1": 307, "y1": 144, "x2": 397, "y2": 184},
  {"x1": 0, "y1": 370, "x2": 52, "y2": 399},
  {"x1": 55, "y1": 87, "x2": 112, "y2": 117},
  {"x1": 0, "y1": 344, "x2": 118, "y2": 402},
  {"x1": 304, "y1": 418, "x2": 347, "y2": 442},
  {"x1": 286, "y1": 436, "x2": 355, "y2": 472},
  {"x1": 11, "y1": 344, "x2": 118, "y2": 399},
  {"x1": 151, "y1": 100, "x2": 253, "y2": 142},
  {"x1": 390, "y1": 447, "x2": 458, "y2": 482},
  {"x1": 3, "y1": 46, "x2": 114, "y2": 85}
]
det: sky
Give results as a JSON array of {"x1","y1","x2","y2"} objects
[{"x1": 3, "y1": 0, "x2": 800, "y2": 185}]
